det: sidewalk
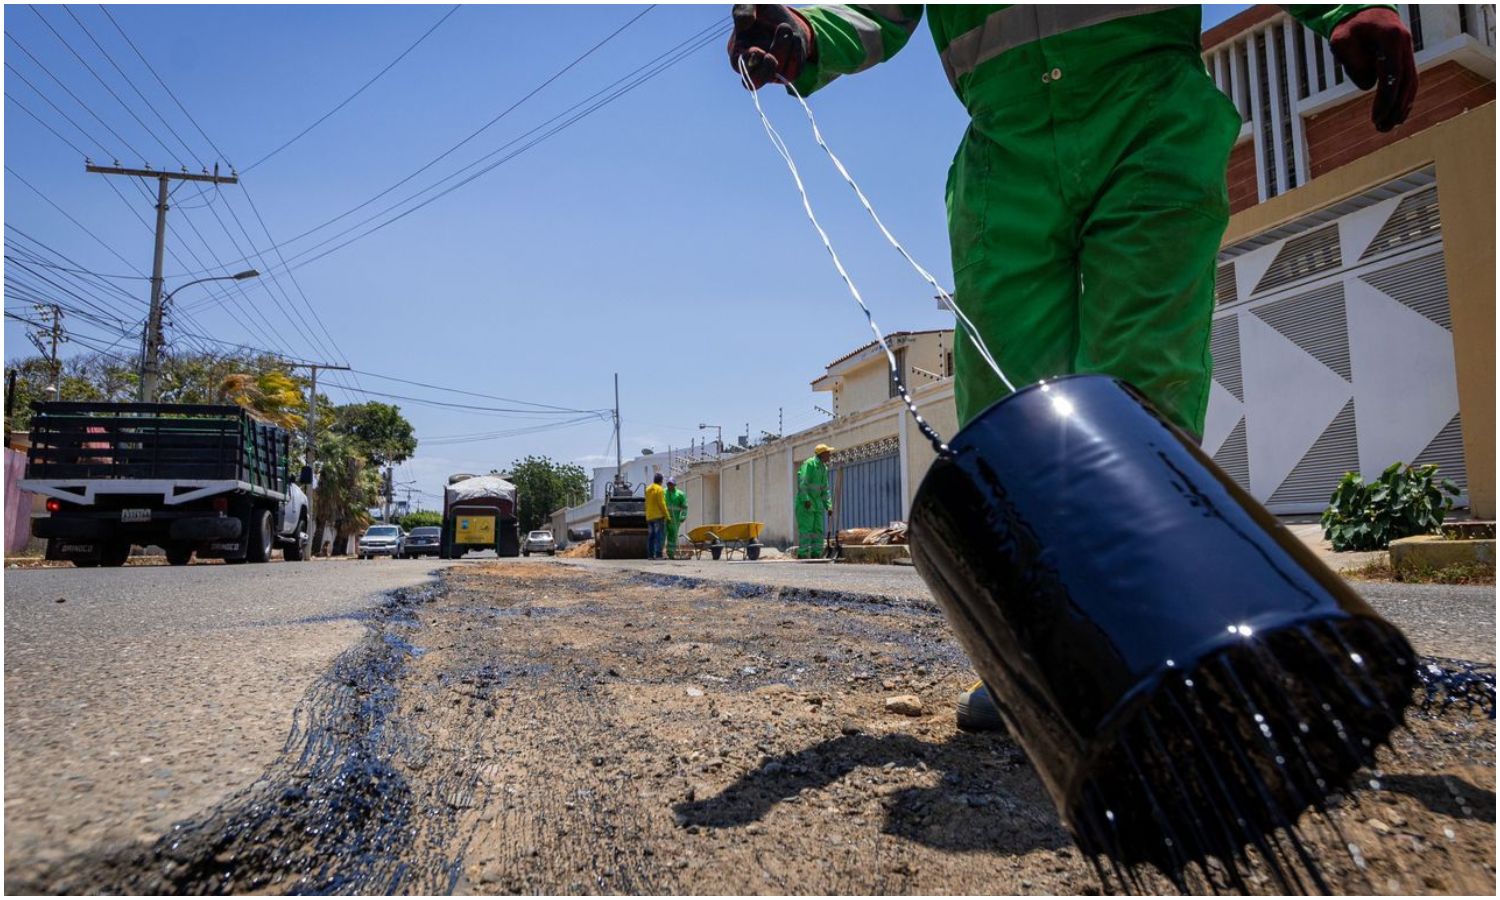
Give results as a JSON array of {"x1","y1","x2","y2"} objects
[{"x1": 560, "y1": 528, "x2": 1496, "y2": 664}]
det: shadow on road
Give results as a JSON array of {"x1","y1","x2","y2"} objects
[
  {"x1": 1379, "y1": 773, "x2": 1496, "y2": 823},
  {"x1": 672, "y1": 730, "x2": 1075, "y2": 854}
]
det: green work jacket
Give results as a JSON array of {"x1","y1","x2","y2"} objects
[
  {"x1": 665, "y1": 487, "x2": 688, "y2": 520},
  {"x1": 796, "y1": 455, "x2": 833, "y2": 512},
  {"x1": 793, "y1": 5, "x2": 1376, "y2": 114}
]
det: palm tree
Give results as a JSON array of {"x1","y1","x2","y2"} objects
[
  {"x1": 311, "y1": 431, "x2": 378, "y2": 556},
  {"x1": 218, "y1": 370, "x2": 306, "y2": 431}
]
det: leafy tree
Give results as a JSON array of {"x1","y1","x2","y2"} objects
[
  {"x1": 505, "y1": 455, "x2": 590, "y2": 532},
  {"x1": 333, "y1": 401, "x2": 417, "y2": 467},
  {"x1": 398, "y1": 509, "x2": 443, "y2": 530}
]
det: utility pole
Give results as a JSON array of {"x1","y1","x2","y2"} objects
[
  {"x1": 26, "y1": 304, "x2": 66, "y2": 399},
  {"x1": 383, "y1": 466, "x2": 395, "y2": 524},
  {"x1": 284, "y1": 361, "x2": 351, "y2": 555},
  {"x1": 87, "y1": 164, "x2": 238, "y2": 401},
  {"x1": 613, "y1": 372, "x2": 623, "y2": 484}
]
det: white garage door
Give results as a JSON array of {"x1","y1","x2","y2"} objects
[{"x1": 1205, "y1": 167, "x2": 1467, "y2": 514}]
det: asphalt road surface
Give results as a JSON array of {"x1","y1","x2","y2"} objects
[
  {"x1": 4, "y1": 557, "x2": 1492, "y2": 893},
  {"x1": 3, "y1": 558, "x2": 443, "y2": 888}
]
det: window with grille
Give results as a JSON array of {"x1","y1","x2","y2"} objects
[
  {"x1": 1275, "y1": 24, "x2": 1298, "y2": 191},
  {"x1": 888, "y1": 348, "x2": 907, "y2": 399},
  {"x1": 1361, "y1": 187, "x2": 1440, "y2": 259},
  {"x1": 1256, "y1": 33, "x2": 1278, "y2": 197},
  {"x1": 1255, "y1": 225, "x2": 1341, "y2": 294}
]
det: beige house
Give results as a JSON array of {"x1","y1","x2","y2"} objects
[
  {"x1": 677, "y1": 330, "x2": 958, "y2": 549},
  {"x1": 680, "y1": 6, "x2": 1496, "y2": 543}
]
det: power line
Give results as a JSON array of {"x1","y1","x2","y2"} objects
[
  {"x1": 4, "y1": 91, "x2": 91, "y2": 159},
  {"x1": 348, "y1": 368, "x2": 605, "y2": 413},
  {"x1": 88, "y1": 8, "x2": 366, "y2": 398},
  {"x1": 4, "y1": 34, "x2": 147, "y2": 163},
  {"x1": 97, "y1": 5, "x2": 232, "y2": 164},
  {"x1": 6, "y1": 165, "x2": 150, "y2": 275},
  {"x1": 88, "y1": 3, "x2": 363, "y2": 395},
  {"x1": 169, "y1": 5, "x2": 667, "y2": 276},
  {"x1": 421, "y1": 415, "x2": 603, "y2": 445},
  {"x1": 0, "y1": 252, "x2": 152, "y2": 281},
  {"x1": 60, "y1": 5, "x2": 205, "y2": 166},
  {"x1": 331, "y1": 384, "x2": 612, "y2": 417},
  {"x1": 28, "y1": 5, "x2": 186, "y2": 166},
  {"x1": 270, "y1": 21, "x2": 724, "y2": 275},
  {"x1": 243, "y1": 4, "x2": 462, "y2": 173}
]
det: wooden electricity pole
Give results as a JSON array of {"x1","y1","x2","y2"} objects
[
  {"x1": 86, "y1": 164, "x2": 238, "y2": 401},
  {"x1": 285, "y1": 361, "x2": 351, "y2": 555},
  {"x1": 25, "y1": 304, "x2": 66, "y2": 399}
]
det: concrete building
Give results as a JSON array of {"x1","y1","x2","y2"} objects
[
  {"x1": 671, "y1": 5, "x2": 1498, "y2": 549},
  {"x1": 1202, "y1": 4, "x2": 1493, "y2": 516}
]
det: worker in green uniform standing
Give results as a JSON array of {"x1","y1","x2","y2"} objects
[
  {"x1": 730, "y1": 4, "x2": 1416, "y2": 724},
  {"x1": 795, "y1": 443, "x2": 835, "y2": 559},
  {"x1": 664, "y1": 478, "x2": 688, "y2": 559}
]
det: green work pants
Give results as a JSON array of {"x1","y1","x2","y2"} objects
[
  {"x1": 795, "y1": 502, "x2": 827, "y2": 559},
  {"x1": 665, "y1": 514, "x2": 682, "y2": 555},
  {"x1": 949, "y1": 50, "x2": 1242, "y2": 438}
]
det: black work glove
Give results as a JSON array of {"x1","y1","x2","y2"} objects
[
  {"x1": 1330, "y1": 8, "x2": 1418, "y2": 133},
  {"x1": 727, "y1": 4, "x2": 813, "y2": 90}
]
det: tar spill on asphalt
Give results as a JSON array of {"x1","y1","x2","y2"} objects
[{"x1": 43, "y1": 583, "x2": 475, "y2": 894}]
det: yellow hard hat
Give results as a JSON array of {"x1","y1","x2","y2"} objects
[{"x1": 815, "y1": 443, "x2": 835, "y2": 456}]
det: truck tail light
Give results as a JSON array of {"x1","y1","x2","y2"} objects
[
  {"x1": 46, "y1": 498, "x2": 62, "y2": 513},
  {"x1": 212, "y1": 497, "x2": 229, "y2": 513}
]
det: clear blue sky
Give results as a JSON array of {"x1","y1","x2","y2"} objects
[{"x1": 4, "y1": 3, "x2": 1248, "y2": 506}]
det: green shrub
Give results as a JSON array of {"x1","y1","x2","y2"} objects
[
  {"x1": 398, "y1": 509, "x2": 443, "y2": 530},
  {"x1": 1321, "y1": 462, "x2": 1460, "y2": 552}
]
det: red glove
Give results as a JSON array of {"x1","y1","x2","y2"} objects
[
  {"x1": 1330, "y1": 8, "x2": 1418, "y2": 133},
  {"x1": 727, "y1": 4, "x2": 814, "y2": 90}
]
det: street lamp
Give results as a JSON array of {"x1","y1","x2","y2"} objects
[
  {"x1": 141, "y1": 269, "x2": 260, "y2": 401},
  {"x1": 699, "y1": 422, "x2": 722, "y2": 459}
]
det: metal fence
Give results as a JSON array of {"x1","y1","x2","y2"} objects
[{"x1": 834, "y1": 451, "x2": 902, "y2": 531}]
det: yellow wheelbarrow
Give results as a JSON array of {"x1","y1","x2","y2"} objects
[{"x1": 685, "y1": 522, "x2": 765, "y2": 560}]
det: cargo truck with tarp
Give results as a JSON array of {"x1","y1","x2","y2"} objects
[
  {"x1": 20, "y1": 401, "x2": 312, "y2": 567},
  {"x1": 440, "y1": 473, "x2": 520, "y2": 558}
]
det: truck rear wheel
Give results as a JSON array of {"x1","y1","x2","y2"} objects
[
  {"x1": 247, "y1": 509, "x2": 274, "y2": 563},
  {"x1": 165, "y1": 544, "x2": 193, "y2": 566}
]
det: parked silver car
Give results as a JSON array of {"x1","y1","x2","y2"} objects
[
  {"x1": 358, "y1": 525, "x2": 404, "y2": 559},
  {"x1": 522, "y1": 530, "x2": 556, "y2": 556}
]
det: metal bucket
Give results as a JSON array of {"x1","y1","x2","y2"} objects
[{"x1": 908, "y1": 375, "x2": 1415, "y2": 881}]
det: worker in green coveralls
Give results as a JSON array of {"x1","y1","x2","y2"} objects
[
  {"x1": 664, "y1": 478, "x2": 688, "y2": 558},
  {"x1": 729, "y1": 4, "x2": 1416, "y2": 727},
  {"x1": 795, "y1": 443, "x2": 835, "y2": 559}
]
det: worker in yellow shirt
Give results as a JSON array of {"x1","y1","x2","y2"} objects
[{"x1": 644, "y1": 473, "x2": 670, "y2": 560}]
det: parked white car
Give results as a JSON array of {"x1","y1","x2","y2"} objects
[
  {"x1": 522, "y1": 530, "x2": 556, "y2": 556},
  {"x1": 358, "y1": 525, "x2": 405, "y2": 559}
]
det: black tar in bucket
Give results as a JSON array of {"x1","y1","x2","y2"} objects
[{"x1": 908, "y1": 374, "x2": 1415, "y2": 888}]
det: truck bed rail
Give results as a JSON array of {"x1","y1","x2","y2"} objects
[{"x1": 24, "y1": 402, "x2": 290, "y2": 492}]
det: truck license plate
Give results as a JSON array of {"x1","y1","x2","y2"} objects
[{"x1": 121, "y1": 508, "x2": 151, "y2": 523}]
